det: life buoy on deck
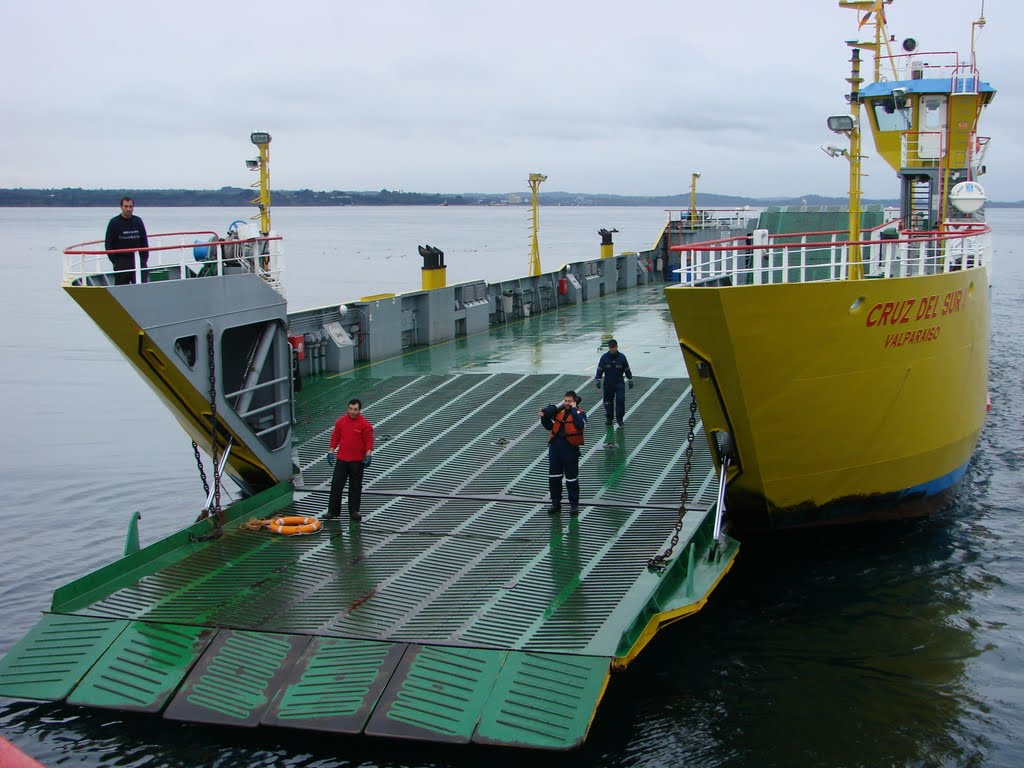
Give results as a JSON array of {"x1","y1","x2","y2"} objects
[
  {"x1": 270, "y1": 518, "x2": 321, "y2": 536},
  {"x1": 269, "y1": 516, "x2": 322, "y2": 535},
  {"x1": 240, "y1": 515, "x2": 324, "y2": 535}
]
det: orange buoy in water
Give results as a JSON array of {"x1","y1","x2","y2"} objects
[{"x1": 268, "y1": 516, "x2": 322, "y2": 535}]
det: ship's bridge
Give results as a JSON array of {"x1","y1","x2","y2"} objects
[{"x1": 856, "y1": 51, "x2": 995, "y2": 176}]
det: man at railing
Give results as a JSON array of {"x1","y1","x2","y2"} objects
[{"x1": 104, "y1": 197, "x2": 149, "y2": 285}]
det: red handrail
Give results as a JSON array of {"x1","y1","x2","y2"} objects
[{"x1": 64, "y1": 231, "x2": 282, "y2": 257}]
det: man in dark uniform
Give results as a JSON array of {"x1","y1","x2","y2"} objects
[
  {"x1": 540, "y1": 390, "x2": 587, "y2": 516},
  {"x1": 105, "y1": 197, "x2": 150, "y2": 285},
  {"x1": 595, "y1": 338, "x2": 634, "y2": 425}
]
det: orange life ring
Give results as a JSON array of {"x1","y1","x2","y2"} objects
[{"x1": 268, "y1": 515, "x2": 322, "y2": 536}]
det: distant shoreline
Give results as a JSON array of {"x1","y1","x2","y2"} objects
[{"x1": 1, "y1": 188, "x2": 1020, "y2": 208}]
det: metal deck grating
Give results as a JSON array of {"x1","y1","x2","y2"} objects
[
  {"x1": 70, "y1": 370, "x2": 718, "y2": 659},
  {"x1": 0, "y1": 282, "x2": 740, "y2": 748}
]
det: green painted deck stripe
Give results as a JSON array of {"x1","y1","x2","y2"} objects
[
  {"x1": 67, "y1": 621, "x2": 216, "y2": 712},
  {"x1": 0, "y1": 614, "x2": 129, "y2": 701},
  {"x1": 51, "y1": 482, "x2": 293, "y2": 614},
  {"x1": 263, "y1": 637, "x2": 407, "y2": 733},
  {"x1": 474, "y1": 652, "x2": 611, "y2": 749},
  {"x1": 365, "y1": 645, "x2": 507, "y2": 743},
  {"x1": 163, "y1": 630, "x2": 309, "y2": 726}
]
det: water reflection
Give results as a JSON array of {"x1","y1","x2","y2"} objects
[{"x1": 590, "y1": 509, "x2": 989, "y2": 766}]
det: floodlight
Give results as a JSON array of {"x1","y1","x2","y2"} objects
[
  {"x1": 250, "y1": 132, "x2": 272, "y2": 146},
  {"x1": 827, "y1": 115, "x2": 855, "y2": 133}
]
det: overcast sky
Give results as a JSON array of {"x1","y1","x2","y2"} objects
[{"x1": 3, "y1": 0, "x2": 1020, "y2": 200}]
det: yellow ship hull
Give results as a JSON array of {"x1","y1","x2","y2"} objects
[{"x1": 665, "y1": 265, "x2": 989, "y2": 530}]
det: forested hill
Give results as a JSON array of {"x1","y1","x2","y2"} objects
[
  {"x1": 1, "y1": 186, "x2": 1020, "y2": 208},
  {"x1": 0, "y1": 187, "x2": 884, "y2": 207}
]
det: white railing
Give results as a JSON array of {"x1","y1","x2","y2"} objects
[
  {"x1": 901, "y1": 131, "x2": 946, "y2": 166},
  {"x1": 62, "y1": 230, "x2": 286, "y2": 297},
  {"x1": 666, "y1": 208, "x2": 761, "y2": 230},
  {"x1": 879, "y1": 50, "x2": 963, "y2": 82},
  {"x1": 672, "y1": 223, "x2": 990, "y2": 287}
]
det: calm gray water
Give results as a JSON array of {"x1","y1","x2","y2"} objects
[{"x1": 1, "y1": 206, "x2": 1021, "y2": 767}]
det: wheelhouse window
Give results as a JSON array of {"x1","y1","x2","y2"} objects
[{"x1": 873, "y1": 99, "x2": 913, "y2": 132}]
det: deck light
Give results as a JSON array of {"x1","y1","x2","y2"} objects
[
  {"x1": 827, "y1": 115, "x2": 855, "y2": 133},
  {"x1": 250, "y1": 132, "x2": 272, "y2": 146}
]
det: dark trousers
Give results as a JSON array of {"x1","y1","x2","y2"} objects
[
  {"x1": 548, "y1": 440, "x2": 580, "y2": 508},
  {"x1": 110, "y1": 253, "x2": 149, "y2": 285},
  {"x1": 603, "y1": 381, "x2": 626, "y2": 421},
  {"x1": 328, "y1": 460, "x2": 364, "y2": 516}
]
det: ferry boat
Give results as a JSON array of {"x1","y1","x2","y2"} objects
[
  {"x1": 0, "y1": 163, "x2": 747, "y2": 751},
  {"x1": 665, "y1": 0, "x2": 994, "y2": 531},
  {"x1": 0, "y1": 0, "x2": 995, "y2": 752}
]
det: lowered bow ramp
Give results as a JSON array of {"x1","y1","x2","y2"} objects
[
  {"x1": 65, "y1": 275, "x2": 293, "y2": 492},
  {"x1": 0, "y1": 372, "x2": 737, "y2": 749}
]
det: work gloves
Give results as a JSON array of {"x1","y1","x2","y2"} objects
[
  {"x1": 595, "y1": 379, "x2": 602, "y2": 389},
  {"x1": 363, "y1": 455, "x2": 372, "y2": 468},
  {"x1": 327, "y1": 453, "x2": 336, "y2": 466},
  {"x1": 628, "y1": 380, "x2": 634, "y2": 389}
]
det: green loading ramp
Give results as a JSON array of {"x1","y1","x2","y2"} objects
[{"x1": 0, "y1": 284, "x2": 738, "y2": 749}]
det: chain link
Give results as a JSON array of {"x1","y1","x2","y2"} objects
[
  {"x1": 647, "y1": 390, "x2": 698, "y2": 572},
  {"x1": 192, "y1": 328, "x2": 223, "y2": 540},
  {"x1": 208, "y1": 329, "x2": 222, "y2": 526},
  {"x1": 192, "y1": 440, "x2": 210, "y2": 498}
]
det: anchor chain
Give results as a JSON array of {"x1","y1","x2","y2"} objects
[
  {"x1": 192, "y1": 328, "x2": 223, "y2": 541},
  {"x1": 647, "y1": 390, "x2": 698, "y2": 572},
  {"x1": 191, "y1": 440, "x2": 210, "y2": 498},
  {"x1": 208, "y1": 328, "x2": 222, "y2": 523}
]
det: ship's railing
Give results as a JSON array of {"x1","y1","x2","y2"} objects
[
  {"x1": 665, "y1": 208, "x2": 760, "y2": 230},
  {"x1": 878, "y1": 50, "x2": 962, "y2": 82},
  {"x1": 901, "y1": 131, "x2": 946, "y2": 165},
  {"x1": 950, "y1": 62, "x2": 982, "y2": 95},
  {"x1": 900, "y1": 130, "x2": 989, "y2": 175},
  {"x1": 671, "y1": 221, "x2": 990, "y2": 286},
  {"x1": 62, "y1": 231, "x2": 286, "y2": 296}
]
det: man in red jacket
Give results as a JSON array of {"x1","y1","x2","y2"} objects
[{"x1": 325, "y1": 398, "x2": 374, "y2": 521}]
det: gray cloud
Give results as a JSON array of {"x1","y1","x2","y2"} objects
[{"x1": 2, "y1": 0, "x2": 1019, "y2": 200}]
